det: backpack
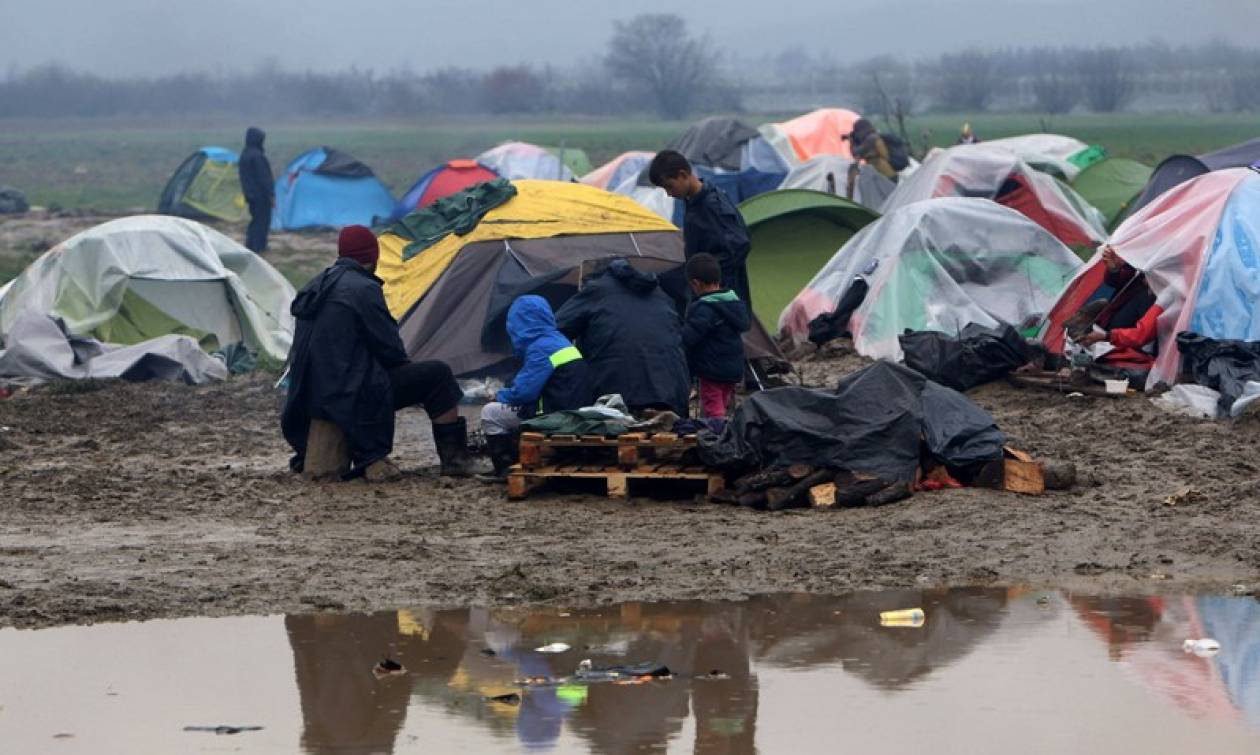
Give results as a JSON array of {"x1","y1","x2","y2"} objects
[{"x1": 881, "y1": 133, "x2": 911, "y2": 172}]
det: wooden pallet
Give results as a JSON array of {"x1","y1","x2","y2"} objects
[
  {"x1": 507, "y1": 462, "x2": 725, "y2": 500},
  {"x1": 517, "y1": 431, "x2": 698, "y2": 470}
]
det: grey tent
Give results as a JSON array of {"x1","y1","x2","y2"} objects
[{"x1": 1122, "y1": 136, "x2": 1260, "y2": 221}]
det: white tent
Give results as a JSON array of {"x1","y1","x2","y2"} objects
[{"x1": 0, "y1": 215, "x2": 295, "y2": 363}]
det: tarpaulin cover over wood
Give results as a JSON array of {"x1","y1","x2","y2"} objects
[{"x1": 697, "y1": 360, "x2": 1004, "y2": 481}]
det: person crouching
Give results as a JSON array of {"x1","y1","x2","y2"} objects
[
  {"x1": 682, "y1": 253, "x2": 750, "y2": 418},
  {"x1": 479, "y1": 295, "x2": 594, "y2": 482}
]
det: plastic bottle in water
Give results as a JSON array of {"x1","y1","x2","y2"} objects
[{"x1": 880, "y1": 608, "x2": 925, "y2": 628}]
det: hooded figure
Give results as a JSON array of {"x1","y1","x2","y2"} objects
[
  {"x1": 239, "y1": 126, "x2": 274, "y2": 253},
  {"x1": 682, "y1": 289, "x2": 751, "y2": 386},
  {"x1": 848, "y1": 118, "x2": 895, "y2": 179},
  {"x1": 281, "y1": 226, "x2": 480, "y2": 478},
  {"x1": 555, "y1": 258, "x2": 690, "y2": 415}
]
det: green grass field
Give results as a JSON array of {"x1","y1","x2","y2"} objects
[{"x1": 1, "y1": 112, "x2": 1255, "y2": 212}]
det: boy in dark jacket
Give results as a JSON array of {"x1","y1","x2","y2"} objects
[
  {"x1": 280, "y1": 225, "x2": 484, "y2": 479},
  {"x1": 238, "y1": 126, "x2": 274, "y2": 253},
  {"x1": 479, "y1": 295, "x2": 593, "y2": 480},
  {"x1": 682, "y1": 253, "x2": 750, "y2": 418},
  {"x1": 649, "y1": 150, "x2": 753, "y2": 317}
]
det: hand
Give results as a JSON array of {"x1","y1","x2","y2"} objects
[
  {"x1": 1078, "y1": 331, "x2": 1107, "y2": 346},
  {"x1": 1101, "y1": 244, "x2": 1120, "y2": 272}
]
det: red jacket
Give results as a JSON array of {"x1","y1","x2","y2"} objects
[{"x1": 1108, "y1": 305, "x2": 1163, "y2": 350}]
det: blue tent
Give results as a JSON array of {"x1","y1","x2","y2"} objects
[{"x1": 272, "y1": 147, "x2": 395, "y2": 230}]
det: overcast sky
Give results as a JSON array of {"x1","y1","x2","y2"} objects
[{"x1": 3, "y1": 0, "x2": 1258, "y2": 77}]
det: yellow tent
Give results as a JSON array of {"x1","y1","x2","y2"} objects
[{"x1": 378, "y1": 180, "x2": 677, "y2": 318}]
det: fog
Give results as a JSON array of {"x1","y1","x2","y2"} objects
[{"x1": 3, "y1": 0, "x2": 1258, "y2": 77}]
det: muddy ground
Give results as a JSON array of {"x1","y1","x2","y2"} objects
[{"x1": 4, "y1": 213, "x2": 1260, "y2": 630}]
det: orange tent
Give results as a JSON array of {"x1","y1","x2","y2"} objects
[{"x1": 777, "y1": 108, "x2": 862, "y2": 161}]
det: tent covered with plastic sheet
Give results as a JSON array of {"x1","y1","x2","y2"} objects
[
  {"x1": 654, "y1": 116, "x2": 790, "y2": 204},
  {"x1": 376, "y1": 180, "x2": 781, "y2": 377},
  {"x1": 779, "y1": 154, "x2": 897, "y2": 211},
  {"x1": 157, "y1": 146, "x2": 247, "y2": 223},
  {"x1": 390, "y1": 160, "x2": 498, "y2": 221},
  {"x1": 476, "y1": 142, "x2": 590, "y2": 182},
  {"x1": 881, "y1": 144, "x2": 1107, "y2": 250},
  {"x1": 759, "y1": 108, "x2": 862, "y2": 165},
  {"x1": 780, "y1": 198, "x2": 1082, "y2": 360},
  {"x1": 582, "y1": 152, "x2": 654, "y2": 190},
  {"x1": 1121, "y1": 136, "x2": 1260, "y2": 222},
  {"x1": 1041, "y1": 168, "x2": 1260, "y2": 392},
  {"x1": 738, "y1": 189, "x2": 880, "y2": 329},
  {"x1": 272, "y1": 147, "x2": 395, "y2": 230},
  {"x1": 1070, "y1": 157, "x2": 1153, "y2": 229},
  {"x1": 0, "y1": 215, "x2": 295, "y2": 362},
  {"x1": 981, "y1": 133, "x2": 1103, "y2": 181}
]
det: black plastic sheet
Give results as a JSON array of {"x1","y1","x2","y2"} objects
[
  {"x1": 900, "y1": 323, "x2": 1029, "y2": 392},
  {"x1": 1176, "y1": 332, "x2": 1260, "y2": 412}
]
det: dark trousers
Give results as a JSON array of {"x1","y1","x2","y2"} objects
[
  {"x1": 388, "y1": 360, "x2": 463, "y2": 418},
  {"x1": 246, "y1": 198, "x2": 271, "y2": 253}
]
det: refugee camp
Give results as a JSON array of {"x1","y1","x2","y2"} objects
[{"x1": 5, "y1": 2, "x2": 1260, "y2": 752}]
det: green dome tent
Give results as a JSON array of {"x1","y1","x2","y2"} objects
[
  {"x1": 739, "y1": 189, "x2": 880, "y2": 329},
  {"x1": 1071, "y1": 157, "x2": 1155, "y2": 230}
]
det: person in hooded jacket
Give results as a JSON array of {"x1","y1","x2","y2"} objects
[
  {"x1": 847, "y1": 118, "x2": 896, "y2": 180},
  {"x1": 238, "y1": 126, "x2": 274, "y2": 253},
  {"x1": 280, "y1": 225, "x2": 486, "y2": 480},
  {"x1": 682, "y1": 253, "x2": 750, "y2": 418},
  {"x1": 477, "y1": 295, "x2": 594, "y2": 481},
  {"x1": 554, "y1": 257, "x2": 690, "y2": 416}
]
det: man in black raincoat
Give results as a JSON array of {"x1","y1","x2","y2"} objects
[
  {"x1": 554, "y1": 258, "x2": 690, "y2": 415},
  {"x1": 238, "y1": 126, "x2": 274, "y2": 253},
  {"x1": 280, "y1": 225, "x2": 485, "y2": 479}
]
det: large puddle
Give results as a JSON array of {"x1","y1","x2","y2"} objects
[{"x1": 3, "y1": 589, "x2": 1260, "y2": 753}]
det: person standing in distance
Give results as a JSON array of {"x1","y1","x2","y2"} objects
[{"x1": 239, "y1": 126, "x2": 274, "y2": 253}]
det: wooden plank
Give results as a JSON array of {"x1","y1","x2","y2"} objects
[
  {"x1": 1003, "y1": 459, "x2": 1045, "y2": 495},
  {"x1": 551, "y1": 434, "x2": 578, "y2": 443},
  {"x1": 507, "y1": 473, "x2": 547, "y2": 500},
  {"x1": 617, "y1": 444, "x2": 639, "y2": 467},
  {"x1": 707, "y1": 475, "x2": 726, "y2": 496},
  {"x1": 619, "y1": 432, "x2": 648, "y2": 443},
  {"x1": 1004, "y1": 446, "x2": 1035, "y2": 463},
  {"x1": 520, "y1": 432, "x2": 547, "y2": 443},
  {"x1": 303, "y1": 419, "x2": 350, "y2": 481},
  {"x1": 651, "y1": 433, "x2": 679, "y2": 445},
  {"x1": 606, "y1": 474, "x2": 628, "y2": 499},
  {"x1": 518, "y1": 441, "x2": 543, "y2": 468},
  {"x1": 581, "y1": 435, "x2": 605, "y2": 443},
  {"x1": 809, "y1": 482, "x2": 838, "y2": 508}
]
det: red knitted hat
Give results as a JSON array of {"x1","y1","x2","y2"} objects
[{"x1": 338, "y1": 225, "x2": 379, "y2": 267}]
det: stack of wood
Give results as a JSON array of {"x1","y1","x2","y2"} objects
[{"x1": 710, "y1": 464, "x2": 911, "y2": 511}]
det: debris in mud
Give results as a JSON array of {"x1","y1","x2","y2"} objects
[
  {"x1": 484, "y1": 692, "x2": 521, "y2": 705},
  {"x1": 183, "y1": 725, "x2": 263, "y2": 735},
  {"x1": 1164, "y1": 487, "x2": 1202, "y2": 506},
  {"x1": 299, "y1": 594, "x2": 346, "y2": 611},
  {"x1": 535, "y1": 642, "x2": 571, "y2": 653},
  {"x1": 373, "y1": 658, "x2": 406, "y2": 677}
]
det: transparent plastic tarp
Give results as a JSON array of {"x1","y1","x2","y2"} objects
[
  {"x1": 1042, "y1": 169, "x2": 1259, "y2": 390},
  {"x1": 983, "y1": 133, "x2": 1090, "y2": 180},
  {"x1": 476, "y1": 142, "x2": 575, "y2": 182},
  {"x1": 781, "y1": 198, "x2": 1082, "y2": 361},
  {"x1": 881, "y1": 144, "x2": 1106, "y2": 245},
  {"x1": 781, "y1": 155, "x2": 896, "y2": 210}
]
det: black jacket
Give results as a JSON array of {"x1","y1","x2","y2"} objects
[
  {"x1": 555, "y1": 259, "x2": 690, "y2": 415},
  {"x1": 239, "y1": 127, "x2": 274, "y2": 204},
  {"x1": 682, "y1": 289, "x2": 750, "y2": 383},
  {"x1": 281, "y1": 258, "x2": 409, "y2": 469},
  {"x1": 683, "y1": 181, "x2": 752, "y2": 312}
]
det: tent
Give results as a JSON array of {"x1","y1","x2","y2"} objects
[
  {"x1": 272, "y1": 147, "x2": 395, "y2": 230},
  {"x1": 657, "y1": 116, "x2": 790, "y2": 204},
  {"x1": 581, "y1": 152, "x2": 654, "y2": 190},
  {"x1": 0, "y1": 215, "x2": 294, "y2": 362},
  {"x1": 981, "y1": 133, "x2": 1104, "y2": 181},
  {"x1": 779, "y1": 154, "x2": 897, "y2": 211},
  {"x1": 157, "y1": 146, "x2": 247, "y2": 223},
  {"x1": 881, "y1": 144, "x2": 1107, "y2": 250},
  {"x1": 738, "y1": 189, "x2": 880, "y2": 328},
  {"x1": 1041, "y1": 168, "x2": 1260, "y2": 391},
  {"x1": 1122, "y1": 136, "x2": 1260, "y2": 221},
  {"x1": 390, "y1": 160, "x2": 498, "y2": 221},
  {"x1": 1071, "y1": 157, "x2": 1153, "y2": 229},
  {"x1": 376, "y1": 180, "x2": 780, "y2": 377},
  {"x1": 476, "y1": 142, "x2": 590, "y2": 182},
  {"x1": 759, "y1": 108, "x2": 862, "y2": 165},
  {"x1": 781, "y1": 198, "x2": 1082, "y2": 360}
]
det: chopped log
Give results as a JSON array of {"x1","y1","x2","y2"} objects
[
  {"x1": 766, "y1": 469, "x2": 833, "y2": 511},
  {"x1": 1003, "y1": 459, "x2": 1045, "y2": 495},
  {"x1": 708, "y1": 488, "x2": 739, "y2": 505},
  {"x1": 736, "y1": 491, "x2": 767, "y2": 509},
  {"x1": 303, "y1": 419, "x2": 350, "y2": 481},
  {"x1": 809, "y1": 483, "x2": 837, "y2": 508},
  {"x1": 787, "y1": 463, "x2": 815, "y2": 480},
  {"x1": 1042, "y1": 460, "x2": 1077, "y2": 491},
  {"x1": 866, "y1": 481, "x2": 913, "y2": 507},
  {"x1": 833, "y1": 473, "x2": 894, "y2": 507},
  {"x1": 733, "y1": 467, "x2": 793, "y2": 493},
  {"x1": 972, "y1": 459, "x2": 1006, "y2": 490}
]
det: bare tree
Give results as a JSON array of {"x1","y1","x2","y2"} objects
[
  {"x1": 1031, "y1": 74, "x2": 1078, "y2": 114},
  {"x1": 605, "y1": 14, "x2": 715, "y2": 119},
  {"x1": 853, "y1": 56, "x2": 915, "y2": 118},
  {"x1": 936, "y1": 50, "x2": 994, "y2": 111},
  {"x1": 1078, "y1": 48, "x2": 1135, "y2": 112}
]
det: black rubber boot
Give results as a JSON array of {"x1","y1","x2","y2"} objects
[
  {"x1": 476, "y1": 433, "x2": 518, "y2": 484},
  {"x1": 432, "y1": 418, "x2": 491, "y2": 478}
]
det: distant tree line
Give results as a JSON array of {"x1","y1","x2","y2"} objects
[{"x1": 1, "y1": 19, "x2": 1258, "y2": 120}]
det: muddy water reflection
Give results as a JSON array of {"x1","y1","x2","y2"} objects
[{"x1": 4, "y1": 589, "x2": 1260, "y2": 754}]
